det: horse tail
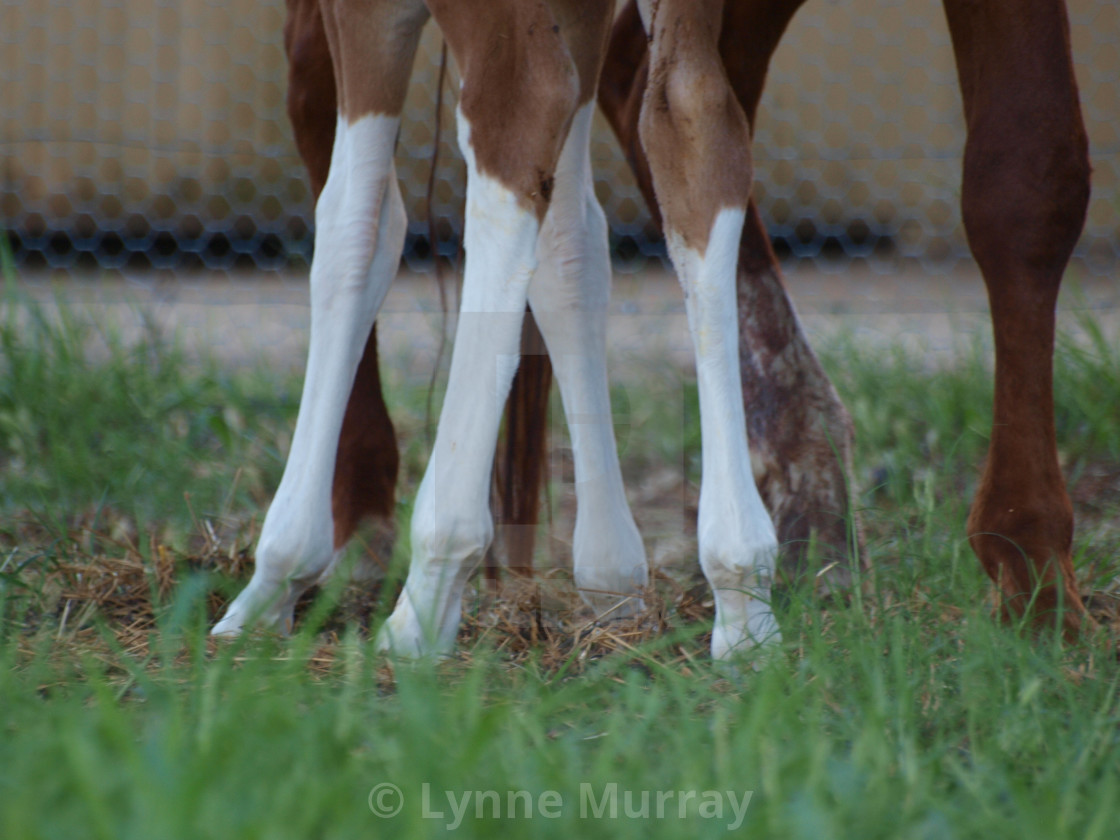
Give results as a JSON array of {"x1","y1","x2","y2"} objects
[{"x1": 490, "y1": 314, "x2": 552, "y2": 583}]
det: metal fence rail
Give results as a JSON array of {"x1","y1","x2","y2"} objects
[{"x1": 2, "y1": 0, "x2": 1117, "y2": 274}]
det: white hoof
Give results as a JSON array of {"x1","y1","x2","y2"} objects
[
  {"x1": 710, "y1": 599, "x2": 781, "y2": 661},
  {"x1": 575, "y1": 563, "x2": 649, "y2": 620},
  {"x1": 211, "y1": 577, "x2": 299, "y2": 637},
  {"x1": 375, "y1": 593, "x2": 459, "y2": 659},
  {"x1": 572, "y1": 515, "x2": 649, "y2": 619}
]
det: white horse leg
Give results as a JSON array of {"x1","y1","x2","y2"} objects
[
  {"x1": 671, "y1": 210, "x2": 781, "y2": 659},
  {"x1": 213, "y1": 114, "x2": 406, "y2": 635},
  {"x1": 528, "y1": 101, "x2": 648, "y2": 615},
  {"x1": 638, "y1": 0, "x2": 781, "y2": 659},
  {"x1": 376, "y1": 114, "x2": 550, "y2": 655}
]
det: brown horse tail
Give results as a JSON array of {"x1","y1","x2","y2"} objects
[{"x1": 490, "y1": 314, "x2": 552, "y2": 582}]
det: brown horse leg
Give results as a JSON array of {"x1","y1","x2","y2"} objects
[
  {"x1": 600, "y1": 1, "x2": 862, "y2": 594},
  {"x1": 942, "y1": 0, "x2": 1091, "y2": 638}
]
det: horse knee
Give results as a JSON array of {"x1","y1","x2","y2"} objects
[
  {"x1": 455, "y1": 21, "x2": 579, "y2": 219},
  {"x1": 961, "y1": 118, "x2": 1090, "y2": 277},
  {"x1": 638, "y1": 9, "x2": 752, "y2": 251}
]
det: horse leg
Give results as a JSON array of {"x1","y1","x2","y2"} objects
[
  {"x1": 286, "y1": 0, "x2": 556, "y2": 587},
  {"x1": 638, "y1": 0, "x2": 780, "y2": 659},
  {"x1": 602, "y1": 1, "x2": 861, "y2": 595},
  {"x1": 213, "y1": 0, "x2": 427, "y2": 635},
  {"x1": 283, "y1": 0, "x2": 400, "y2": 563},
  {"x1": 721, "y1": 0, "x2": 861, "y2": 593},
  {"x1": 942, "y1": 0, "x2": 1092, "y2": 637},
  {"x1": 526, "y1": 1, "x2": 648, "y2": 615},
  {"x1": 377, "y1": 0, "x2": 579, "y2": 655}
]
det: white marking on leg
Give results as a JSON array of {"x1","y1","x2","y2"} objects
[
  {"x1": 213, "y1": 114, "x2": 405, "y2": 636},
  {"x1": 669, "y1": 208, "x2": 781, "y2": 659},
  {"x1": 636, "y1": 0, "x2": 653, "y2": 32},
  {"x1": 377, "y1": 112, "x2": 541, "y2": 656},
  {"x1": 528, "y1": 102, "x2": 647, "y2": 615}
]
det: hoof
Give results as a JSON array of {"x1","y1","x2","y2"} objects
[
  {"x1": 375, "y1": 594, "x2": 458, "y2": 659},
  {"x1": 710, "y1": 604, "x2": 781, "y2": 662},
  {"x1": 574, "y1": 560, "x2": 649, "y2": 620},
  {"x1": 211, "y1": 578, "x2": 298, "y2": 637}
]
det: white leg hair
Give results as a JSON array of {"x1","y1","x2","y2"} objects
[
  {"x1": 212, "y1": 114, "x2": 405, "y2": 636},
  {"x1": 668, "y1": 209, "x2": 782, "y2": 660},
  {"x1": 527, "y1": 102, "x2": 648, "y2": 615},
  {"x1": 376, "y1": 109, "x2": 542, "y2": 656}
]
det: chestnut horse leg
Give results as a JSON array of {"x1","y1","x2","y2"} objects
[
  {"x1": 283, "y1": 0, "x2": 552, "y2": 578},
  {"x1": 638, "y1": 0, "x2": 781, "y2": 657},
  {"x1": 215, "y1": 0, "x2": 430, "y2": 635},
  {"x1": 377, "y1": 0, "x2": 589, "y2": 655},
  {"x1": 943, "y1": 0, "x2": 1092, "y2": 638},
  {"x1": 284, "y1": 0, "x2": 399, "y2": 558},
  {"x1": 525, "y1": 0, "x2": 648, "y2": 616},
  {"x1": 600, "y1": 0, "x2": 861, "y2": 595}
]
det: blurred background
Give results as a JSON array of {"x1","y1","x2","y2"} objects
[{"x1": 1, "y1": 0, "x2": 1117, "y2": 279}]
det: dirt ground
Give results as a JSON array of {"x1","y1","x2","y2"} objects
[{"x1": 14, "y1": 261, "x2": 1120, "y2": 379}]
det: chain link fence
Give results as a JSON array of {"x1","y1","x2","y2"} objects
[{"x1": 2, "y1": 0, "x2": 1118, "y2": 276}]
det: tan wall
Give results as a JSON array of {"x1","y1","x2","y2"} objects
[
  {"x1": 2, "y1": 0, "x2": 291, "y2": 231},
  {"x1": 1, "y1": 0, "x2": 1116, "y2": 263}
]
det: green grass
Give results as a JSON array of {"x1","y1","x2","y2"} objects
[
  {"x1": 0, "y1": 285, "x2": 299, "y2": 548},
  {"x1": 1, "y1": 286, "x2": 1119, "y2": 839}
]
